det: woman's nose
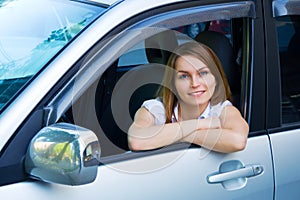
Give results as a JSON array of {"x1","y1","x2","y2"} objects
[{"x1": 191, "y1": 75, "x2": 203, "y2": 87}]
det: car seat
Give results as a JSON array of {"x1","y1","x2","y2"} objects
[
  {"x1": 145, "y1": 29, "x2": 179, "y2": 64},
  {"x1": 97, "y1": 30, "x2": 179, "y2": 153},
  {"x1": 129, "y1": 30, "x2": 179, "y2": 118},
  {"x1": 195, "y1": 31, "x2": 241, "y2": 108}
]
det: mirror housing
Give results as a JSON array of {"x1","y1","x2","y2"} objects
[{"x1": 25, "y1": 123, "x2": 101, "y2": 185}]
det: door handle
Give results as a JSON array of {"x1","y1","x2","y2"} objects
[{"x1": 207, "y1": 164, "x2": 264, "y2": 184}]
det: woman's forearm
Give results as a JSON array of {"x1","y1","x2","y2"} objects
[
  {"x1": 182, "y1": 106, "x2": 249, "y2": 153},
  {"x1": 181, "y1": 128, "x2": 247, "y2": 153},
  {"x1": 128, "y1": 117, "x2": 221, "y2": 151},
  {"x1": 128, "y1": 119, "x2": 202, "y2": 150}
]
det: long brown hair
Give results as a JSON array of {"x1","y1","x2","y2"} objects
[{"x1": 159, "y1": 42, "x2": 232, "y2": 123}]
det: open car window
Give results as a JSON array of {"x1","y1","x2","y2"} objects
[
  {"x1": 51, "y1": 2, "x2": 253, "y2": 159},
  {"x1": 56, "y1": 22, "x2": 246, "y2": 159}
]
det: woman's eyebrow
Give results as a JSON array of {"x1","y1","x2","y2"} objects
[
  {"x1": 197, "y1": 66, "x2": 209, "y2": 71},
  {"x1": 176, "y1": 70, "x2": 189, "y2": 73},
  {"x1": 176, "y1": 66, "x2": 209, "y2": 73}
]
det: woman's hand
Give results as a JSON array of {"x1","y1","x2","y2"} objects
[
  {"x1": 196, "y1": 117, "x2": 221, "y2": 130},
  {"x1": 181, "y1": 106, "x2": 249, "y2": 153}
]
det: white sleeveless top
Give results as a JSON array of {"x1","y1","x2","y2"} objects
[{"x1": 141, "y1": 98, "x2": 232, "y2": 125}]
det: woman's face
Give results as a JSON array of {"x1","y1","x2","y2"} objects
[{"x1": 174, "y1": 55, "x2": 216, "y2": 107}]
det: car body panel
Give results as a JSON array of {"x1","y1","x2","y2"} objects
[
  {"x1": 0, "y1": 136, "x2": 273, "y2": 199},
  {"x1": 270, "y1": 130, "x2": 300, "y2": 199}
]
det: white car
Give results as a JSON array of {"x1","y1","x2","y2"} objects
[{"x1": 0, "y1": 0, "x2": 299, "y2": 199}]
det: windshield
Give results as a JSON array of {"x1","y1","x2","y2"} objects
[{"x1": 0, "y1": 0, "x2": 106, "y2": 113}]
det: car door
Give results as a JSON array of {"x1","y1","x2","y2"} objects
[
  {"x1": 0, "y1": 0, "x2": 274, "y2": 199},
  {"x1": 264, "y1": 0, "x2": 300, "y2": 199}
]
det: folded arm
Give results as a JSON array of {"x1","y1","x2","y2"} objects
[
  {"x1": 128, "y1": 106, "x2": 249, "y2": 153},
  {"x1": 180, "y1": 106, "x2": 249, "y2": 153}
]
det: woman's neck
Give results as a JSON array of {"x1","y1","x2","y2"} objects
[{"x1": 178, "y1": 102, "x2": 209, "y2": 121}]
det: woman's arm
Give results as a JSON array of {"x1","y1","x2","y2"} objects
[
  {"x1": 128, "y1": 107, "x2": 221, "y2": 151},
  {"x1": 181, "y1": 106, "x2": 249, "y2": 153}
]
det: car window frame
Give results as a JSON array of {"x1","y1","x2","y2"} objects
[
  {"x1": 272, "y1": 0, "x2": 300, "y2": 17},
  {"x1": 47, "y1": 0, "x2": 257, "y2": 125},
  {"x1": 266, "y1": 0, "x2": 300, "y2": 132},
  {"x1": 44, "y1": 1, "x2": 259, "y2": 159}
]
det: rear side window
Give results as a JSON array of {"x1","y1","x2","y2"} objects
[{"x1": 276, "y1": 16, "x2": 300, "y2": 124}]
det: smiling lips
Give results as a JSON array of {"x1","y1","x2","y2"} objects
[{"x1": 188, "y1": 90, "x2": 206, "y2": 96}]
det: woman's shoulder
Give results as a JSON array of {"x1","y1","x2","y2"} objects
[
  {"x1": 210, "y1": 100, "x2": 233, "y2": 117},
  {"x1": 221, "y1": 100, "x2": 232, "y2": 107},
  {"x1": 141, "y1": 97, "x2": 166, "y2": 124},
  {"x1": 142, "y1": 97, "x2": 164, "y2": 109}
]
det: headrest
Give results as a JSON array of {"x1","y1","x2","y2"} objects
[
  {"x1": 195, "y1": 31, "x2": 241, "y2": 93},
  {"x1": 145, "y1": 30, "x2": 178, "y2": 65}
]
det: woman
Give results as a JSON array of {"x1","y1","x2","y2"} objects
[{"x1": 128, "y1": 42, "x2": 249, "y2": 153}]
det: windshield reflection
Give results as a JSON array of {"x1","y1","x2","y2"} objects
[{"x1": 0, "y1": 0, "x2": 105, "y2": 113}]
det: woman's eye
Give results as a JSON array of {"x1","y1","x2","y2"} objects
[
  {"x1": 179, "y1": 74, "x2": 189, "y2": 79},
  {"x1": 199, "y1": 71, "x2": 209, "y2": 76}
]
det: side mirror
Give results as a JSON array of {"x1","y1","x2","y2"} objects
[{"x1": 25, "y1": 123, "x2": 101, "y2": 185}]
